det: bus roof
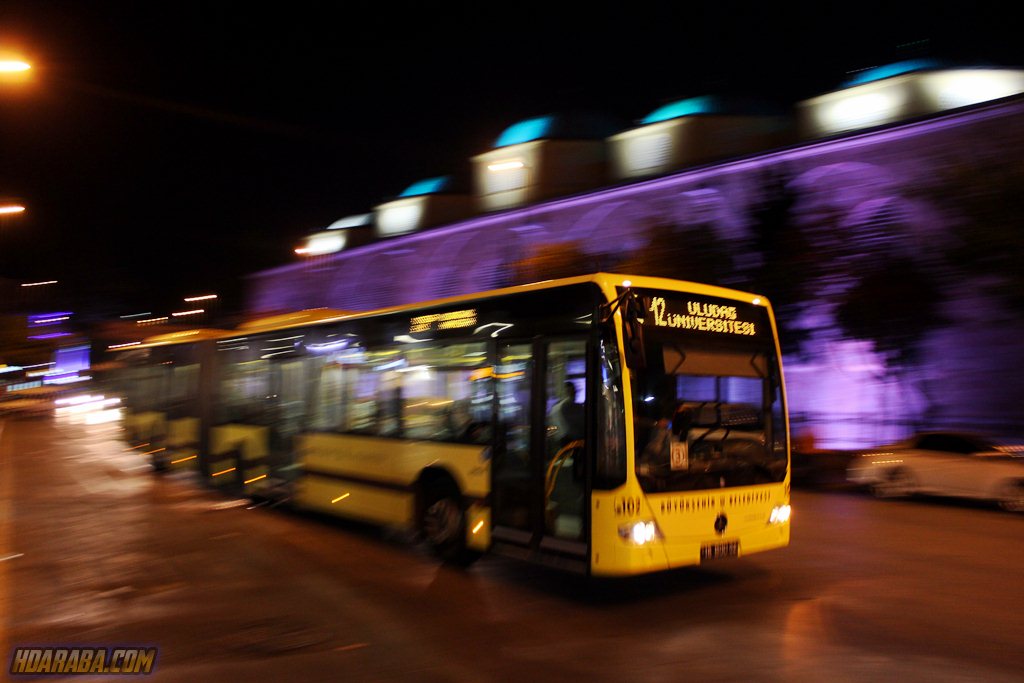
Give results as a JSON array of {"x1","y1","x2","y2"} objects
[
  {"x1": 238, "y1": 308, "x2": 354, "y2": 333},
  {"x1": 237, "y1": 273, "x2": 770, "y2": 335},
  {"x1": 134, "y1": 328, "x2": 233, "y2": 349},
  {"x1": 115, "y1": 275, "x2": 771, "y2": 348}
]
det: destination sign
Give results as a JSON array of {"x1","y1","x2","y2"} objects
[
  {"x1": 409, "y1": 308, "x2": 477, "y2": 334},
  {"x1": 643, "y1": 294, "x2": 762, "y2": 338}
]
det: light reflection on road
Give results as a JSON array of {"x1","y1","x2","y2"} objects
[{"x1": 1, "y1": 415, "x2": 1021, "y2": 682}]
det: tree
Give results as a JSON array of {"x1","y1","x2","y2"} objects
[
  {"x1": 834, "y1": 258, "x2": 945, "y2": 366},
  {"x1": 913, "y1": 151, "x2": 1024, "y2": 313},
  {"x1": 510, "y1": 241, "x2": 604, "y2": 284},
  {"x1": 746, "y1": 169, "x2": 814, "y2": 355},
  {"x1": 615, "y1": 218, "x2": 735, "y2": 284}
]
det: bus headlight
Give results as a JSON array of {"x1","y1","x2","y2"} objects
[
  {"x1": 769, "y1": 505, "x2": 791, "y2": 525},
  {"x1": 618, "y1": 520, "x2": 663, "y2": 545}
]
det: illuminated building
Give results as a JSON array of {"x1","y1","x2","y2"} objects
[{"x1": 253, "y1": 64, "x2": 1024, "y2": 448}]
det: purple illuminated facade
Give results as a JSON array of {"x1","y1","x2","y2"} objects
[{"x1": 250, "y1": 97, "x2": 1024, "y2": 448}]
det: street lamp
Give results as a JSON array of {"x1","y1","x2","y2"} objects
[
  {"x1": 0, "y1": 56, "x2": 31, "y2": 85},
  {"x1": 0, "y1": 60, "x2": 31, "y2": 73},
  {"x1": 0, "y1": 204, "x2": 27, "y2": 215}
]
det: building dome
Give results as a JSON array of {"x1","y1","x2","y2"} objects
[{"x1": 493, "y1": 112, "x2": 622, "y2": 148}]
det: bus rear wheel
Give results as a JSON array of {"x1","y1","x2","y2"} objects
[{"x1": 421, "y1": 483, "x2": 480, "y2": 567}]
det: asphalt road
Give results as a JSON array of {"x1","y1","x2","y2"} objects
[{"x1": 1, "y1": 414, "x2": 1022, "y2": 682}]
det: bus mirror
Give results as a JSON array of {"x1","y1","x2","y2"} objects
[{"x1": 622, "y1": 293, "x2": 646, "y2": 369}]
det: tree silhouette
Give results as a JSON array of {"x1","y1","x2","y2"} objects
[
  {"x1": 615, "y1": 218, "x2": 735, "y2": 284},
  {"x1": 746, "y1": 170, "x2": 813, "y2": 355},
  {"x1": 834, "y1": 257, "x2": 945, "y2": 366},
  {"x1": 510, "y1": 241, "x2": 598, "y2": 284},
  {"x1": 916, "y1": 154, "x2": 1024, "y2": 313}
]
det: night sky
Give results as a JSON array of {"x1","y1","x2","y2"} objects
[{"x1": 0, "y1": 1, "x2": 1020, "y2": 319}]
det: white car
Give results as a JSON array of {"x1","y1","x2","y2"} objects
[{"x1": 847, "y1": 432, "x2": 1024, "y2": 512}]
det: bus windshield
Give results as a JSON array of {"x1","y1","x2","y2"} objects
[{"x1": 631, "y1": 342, "x2": 787, "y2": 493}]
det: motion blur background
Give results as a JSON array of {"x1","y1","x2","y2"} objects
[{"x1": 2, "y1": 2, "x2": 1023, "y2": 447}]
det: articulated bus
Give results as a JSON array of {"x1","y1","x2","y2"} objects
[{"x1": 112, "y1": 273, "x2": 791, "y2": 576}]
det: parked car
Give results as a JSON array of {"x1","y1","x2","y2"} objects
[{"x1": 846, "y1": 432, "x2": 1024, "y2": 512}]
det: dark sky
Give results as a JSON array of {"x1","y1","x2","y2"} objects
[{"x1": 0, "y1": 1, "x2": 1020, "y2": 318}]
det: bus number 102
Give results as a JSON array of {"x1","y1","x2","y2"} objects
[{"x1": 614, "y1": 496, "x2": 641, "y2": 516}]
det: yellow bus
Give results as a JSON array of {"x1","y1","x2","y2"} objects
[{"x1": 114, "y1": 273, "x2": 790, "y2": 576}]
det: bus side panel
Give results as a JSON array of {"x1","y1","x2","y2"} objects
[
  {"x1": 124, "y1": 411, "x2": 166, "y2": 445},
  {"x1": 209, "y1": 424, "x2": 269, "y2": 489},
  {"x1": 295, "y1": 432, "x2": 490, "y2": 526},
  {"x1": 297, "y1": 474, "x2": 413, "y2": 525},
  {"x1": 165, "y1": 417, "x2": 200, "y2": 470}
]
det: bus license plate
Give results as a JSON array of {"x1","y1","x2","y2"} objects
[{"x1": 700, "y1": 541, "x2": 739, "y2": 560}]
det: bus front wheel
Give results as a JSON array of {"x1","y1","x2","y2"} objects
[{"x1": 421, "y1": 483, "x2": 480, "y2": 567}]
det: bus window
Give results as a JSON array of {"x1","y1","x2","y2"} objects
[
  {"x1": 595, "y1": 334, "x2": 626, "y2": 489},
  {"x1": 123, "y1": 364, "x2": 166, "y2": 412},
  {"x1": 398, "y1": 342, "x2": 489, "y2": 443},
  {"x1": 493, "y1": 343, "x2": 533, "y2": 530},
  {"x1": 545, "y1": 341, "x2": 587, "y2": 447},
  {"x1": 311, "y1": 362, "x2": 346, "y2": 431},
  {"x1": 544, "y1": 340, "x2": 587, "y2": 540},
  {"x1": 633, "y1": 346, "x2": 787, "y2": 492},
  {"x1": 268, "y1": 359, "x2": 310, "y2": 453},
  {"x1": 345, "y1": 369, "x2": 377, "y2": 433},
  {"x1": 216, "y1": 359, "x2": 271, "y2": 424}
]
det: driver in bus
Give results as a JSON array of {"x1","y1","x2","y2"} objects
[{"x1": 637, "y1": 397, "x2": 697, "y2": 473}]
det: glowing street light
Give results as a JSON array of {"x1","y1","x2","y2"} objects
[
  {"x1": 0, "y1": 57, "x2": 31, "y2": 85},
  {"x1": 0, "y1": 60, "x2": 30, "y2": 72},
  {"x1": 0, "y1": 204, "x2": 26, "y2": 215}
]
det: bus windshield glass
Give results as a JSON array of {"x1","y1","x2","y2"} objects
[{"x1": 629, "y1": 290, "x2": 787, "y2": 492}]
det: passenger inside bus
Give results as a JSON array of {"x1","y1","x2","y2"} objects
[
  {"x1": 636, "y1": 395, "x2": 676, "y2": 474},
  {"x1": 548, "y1": 381, "x2": 585, "y2": 446}
]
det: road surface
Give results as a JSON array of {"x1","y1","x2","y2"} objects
[{"x1": 1, "y1": 414, "x2": 1021, "y2": 681}]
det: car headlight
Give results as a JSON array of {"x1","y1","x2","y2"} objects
[
  {"x1": 768, "y1": 505, "x2": 791, "y2": 525},
  {"x1": 618, "y1": 520, "x2": 663, "y2": 545}
]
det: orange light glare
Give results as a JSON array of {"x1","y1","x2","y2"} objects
[
  {"x1": 184, "y1": 294, "x2": 217, "y2": 302},
  {"x1": 0, "y1": 60, "x2": 31, "y2": 73},
  {"x1": 0, "y1": 205, "x2": 26, "y2": 215},
  {"x1": 171, "y1": 309, "x2": 204, "y2": 317}
]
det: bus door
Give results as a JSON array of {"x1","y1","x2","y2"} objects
[{"x1": 490, "y1": 338, "x2": 590, "y2": 571}]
